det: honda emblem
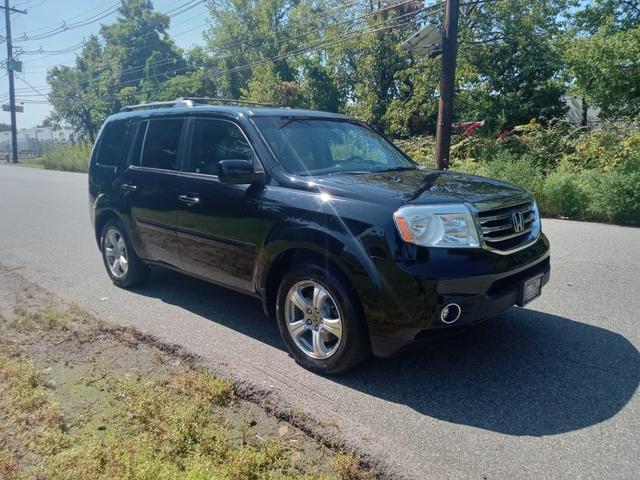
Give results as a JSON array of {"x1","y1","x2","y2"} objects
[{"x1": 512, "y1": 211, "x2": 525, "y2": 233}]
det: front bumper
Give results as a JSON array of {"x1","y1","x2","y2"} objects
[{"x1": 366, "y1": 235, "x2": 551, "y2": 357}]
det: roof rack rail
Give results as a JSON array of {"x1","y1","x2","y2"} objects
[
  {"x1": 178, "y1": 97, "x2": 278, "y2": 108},
  {"x1": 119, "y1": 99, "x2": 195, "y2": 112},
  {"x1": 120, "y1": 97, "x2": 278, "y2": 112}
]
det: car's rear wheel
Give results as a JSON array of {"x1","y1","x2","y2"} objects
[
  {"x1": 276, "y1": 262, "x2": 370, "y2": 374},
  {"x1": 100, "y1": 219, "x2": 148, "y2": 288}
]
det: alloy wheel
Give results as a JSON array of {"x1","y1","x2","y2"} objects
[
  {"x1": 284, "y1": 280, "x2": 343, "y2": 360},
  {"x1": 104, "y1": 228, "x2": 129, "y2": 279}
]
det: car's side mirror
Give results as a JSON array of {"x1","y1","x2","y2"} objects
[{"x1": 217, "y1": 159, "x2": 264, "y2": 185}]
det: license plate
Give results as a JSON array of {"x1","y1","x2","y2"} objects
[{"x1": 520, "y1": 275, "x2": 543, "y2": 306}]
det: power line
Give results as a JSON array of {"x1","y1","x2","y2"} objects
[
  {"x1": 122, "y1": 5, "x2": 429, "y2": 89},
  {"x1": 10, "y1": 0, "x2": 439, "y2": 111},
  {"x1": 124, "y1": 0, "x2": 432, "y2": 85},
  {"x1": 24, "y1": 0, "x2": 414, "y2": 87}
]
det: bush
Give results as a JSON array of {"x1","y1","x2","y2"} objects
[
  {"x1": 563, "y1": 128, "x2": 640, "y2": 172},
  {"x1": 414, "y1": 123, "x2": 640, "y2": 226},
  {"x1": 586, "y1": 170, "x2": 640, "y2": 225},
  {"x1": 451, "y1": 120, "x2": 571, "y2": 171},
  {"x1": 394, "y1": 136, "x2": 435, "y2": 165},
  {"x1": 451, "y1": 152, "x2": 544, "y2": 198},
  {"x1": 541, "y1": 169, "x2": 589, "y2": 218},
  {"x1": 41, "y1": 142, "x2": 92, "y2": 173}
]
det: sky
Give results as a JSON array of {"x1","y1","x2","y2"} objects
[{"x1": 0, "y1": 0, "x2": 210, "y2": 129}]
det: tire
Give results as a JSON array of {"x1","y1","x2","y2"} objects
[
  {"x1": 276, "y1": 262, "x2": 371, "y2": 374},
  {"x1": 100, "y1": 218, "x2": 149, "y2": 288}
]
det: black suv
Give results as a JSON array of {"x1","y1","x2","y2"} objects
[{"x1": 89, "y1": 98, "x2": 550, "y2": 374}]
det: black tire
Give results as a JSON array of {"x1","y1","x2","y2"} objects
[
  {"x1": 100, "y1": 218, "x2": 149, "y2": 288},
  {"x1": 276, "y1": 262, "x2": 371, "y2": 374}
]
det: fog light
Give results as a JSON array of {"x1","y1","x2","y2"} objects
[{"x1": 441, "y1": 303, "x2": 462, "y2": 324}]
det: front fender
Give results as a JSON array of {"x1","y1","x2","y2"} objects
[{"x1": 256, "y1": 188, "x2": 398, "y2": 335}]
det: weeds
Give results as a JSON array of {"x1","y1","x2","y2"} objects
[
  {"x1": 0, "y1": 298, "x2": 376, "y2": 480},
  {"x1": 41, "y1": 142, "x2": 92, "y2": 173}
]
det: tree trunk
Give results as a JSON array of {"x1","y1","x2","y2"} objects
[{"x1": 581, "y1": 97, "x2": 589, "y2": 128}]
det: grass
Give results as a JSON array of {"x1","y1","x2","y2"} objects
[
  {"x1": 13, "y1": 157, "x2": 46, "y2": 169},
  {"x1": 0, "y1": 286, "x2": 376, "y2": 480},
  {"x1": 40, "y1": 142, "x2": 91, "y2": 173}
]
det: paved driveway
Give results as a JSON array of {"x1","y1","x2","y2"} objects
[{"x1": 1, "y1": 165, "x2": 638, "y2": 479}]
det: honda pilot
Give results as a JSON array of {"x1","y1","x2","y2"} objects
[{"x1": 89, "y1": 98, "x2": 550, "y2": 374}]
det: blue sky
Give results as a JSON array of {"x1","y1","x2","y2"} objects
[{"x1": 1, "y1": 0, "x2": 209, "y2": 128}]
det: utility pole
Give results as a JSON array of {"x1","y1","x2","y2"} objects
[
  {"x1": 2, "y1": 0, "x2": 27, "y2": 163},
  {"x1": 434, "y1": 0, "x2": 459, "y2": 170}
]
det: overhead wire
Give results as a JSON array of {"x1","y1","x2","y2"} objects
[{"x1": 6, "y1": 0, "x2": 442, "y2": 106}]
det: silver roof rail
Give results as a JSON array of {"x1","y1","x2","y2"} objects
[
  {"x1": 120, "y1": 97, "x2": 278, "y2": 112},
  {"x1": 120, "y1": 98, "x2": 194, "y2": 112},
  {"x1": 178, "y1": 97, "x2": 278, "y2": 108}
]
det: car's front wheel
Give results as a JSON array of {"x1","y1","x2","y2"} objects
[
  {"x1": 100, "y1": 219, "x2": 148, "y2": 288},
  {"x1": 276, "y1": 262, "x2": 370, "y2": 374}
]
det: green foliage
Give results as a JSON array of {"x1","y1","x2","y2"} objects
[
  {"x1": 541, "y1": 168, "x2": 590, "y2": 218},
  {"x1": 41, "y1": 142, "x2": 92, "y2": 173},
  {"x1": 39, "y1": 0, "x2": 640, "y2": 227},
  {"x1": 586, "y1": 170, "x2": 640, "y2": 224},
  {"x1": 562, "y1": 26, "x2": 640, "y2": 119},
  {"x1": 394, "y1": 136, "x2": 436, "y2": 164},
  {"x1": 45, "y1": 0, "x2": 640, "y2": 143},
  {"x1": 48, "y1": 1, "x2": 187, "y2": 139},
  {"x1": 442, "y1": 125, "x2": 640, "y2": 225}
]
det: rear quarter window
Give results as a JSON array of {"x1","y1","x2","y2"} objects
[
  {"x1": 139, "y1": 118, "x2": 185, "y2": 171},
  {"x1": 95, "y1": 119, "x2": 138, "y2": 167}
]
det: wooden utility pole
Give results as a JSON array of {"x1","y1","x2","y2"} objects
[
  {"x1": 434, "y1": 0, "x2": 459, "y2": 170},
  {"x1": 2, "y1": 0, "x2": 27, "y2": 163}
]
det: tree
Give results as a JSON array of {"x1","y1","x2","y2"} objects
[
  {"x1": 204, "y1": 0, "x2": 343, "y2": 110},
  {"x1": 561, "y1": 0, "x2": 640, "y2": 121},
  {"x1": 575, "y1": 0, "x2": 639, "y2": 33},
  {"x1": 101, "y1": 0, "x2": 186, "y2": 98},
  {"x1": 563, "y1": 22, "x2": 640, "y2": 119},
  {"x1": 454, "y1": 0, "x2": 571, "y2": 130},
  {"x1": 326, "y1": 1, "x2": 423, "y2": 132},
  {"x1": 48, "y1": 36, "x2": 113, "y2": 140},
  {"x1": 47, "y1": 1, "x2": 190, "y2": 138},
  {"x1": 0, "y1": 123, "x2": 11, "y2": 132}
]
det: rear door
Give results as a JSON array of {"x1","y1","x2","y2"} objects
[
  {"x1": 176, "y1": 117, "x2": 269, "y2": 292},
  {"x1": 118, "y1": 117, "x2": 187, "y2": 268}
]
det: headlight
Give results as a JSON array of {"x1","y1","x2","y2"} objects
[{"x1": 393, "y1": 204, "x2": 480, "y2": 248}]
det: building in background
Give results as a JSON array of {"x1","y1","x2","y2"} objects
[{"x1": 0, "y1": 126, "x2": 76, "y2": 158}]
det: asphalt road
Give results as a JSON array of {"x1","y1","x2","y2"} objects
[{"x1": 1, "y1": 165, "x2": 639, "y2": 479}]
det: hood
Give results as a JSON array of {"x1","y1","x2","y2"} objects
[{"x1": 306, "y1": 168, "x2": 532, "y2": 210}]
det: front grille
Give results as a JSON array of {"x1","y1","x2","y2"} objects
[{"x1": 477, "y1": 201, "x2": 538, "y2": 253}]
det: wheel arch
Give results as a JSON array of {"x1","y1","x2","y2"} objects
[
  {"x1": 94, "y1": 208, "x2": 121, "y2": 248},
  {"x1": 257, "y1": 227, "x2": 383, "y2": 330}
]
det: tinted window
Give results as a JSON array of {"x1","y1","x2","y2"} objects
[
  {"x1": 140, "y1": 119, "x2": 184, "y2": 171},
  {"x1": 253, "y1": 117, "x2": 415, "y2": 176},
  {"x1": 95, "y1": 119, "x2": 137, "y2": 167},
  {"x1": 189, "y1": 119, "x2": 253, "y2": 175}
]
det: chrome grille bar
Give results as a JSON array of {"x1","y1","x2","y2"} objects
[{"x1": 476, "y1": 200, "x2": 539, "y2": 253}]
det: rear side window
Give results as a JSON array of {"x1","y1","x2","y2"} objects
[
  {"x1": 140, "y1": 119, "x2": 184, "y2": 171},
  {"x1": 95, "y1": 119, "x2": 137, "y2": 167},
  {"x1": 189, "y1": 119, "x2": 253, "y2": 175}
]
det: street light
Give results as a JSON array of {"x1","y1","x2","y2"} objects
[{"x1": 401, "y1": 23, "x2": 443, "y2": 59}]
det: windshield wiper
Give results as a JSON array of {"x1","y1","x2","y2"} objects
[
  {"x1": 374, "y1": 167, "x2": 417, "y2": 173},
  {"x1": 325, "y1": 170, "x2": 372, "y2": 176}
]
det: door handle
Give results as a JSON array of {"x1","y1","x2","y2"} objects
[
  {"x1": 178, "y1": 194, "x2": 201, "y2": 206},
  {"x1": 121, "y1": 184, "x2": 137, "y2": 192}
]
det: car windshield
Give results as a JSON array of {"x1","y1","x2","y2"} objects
[{"x1": 253, "y1": 117, "x2": 416, "y2": 176}]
